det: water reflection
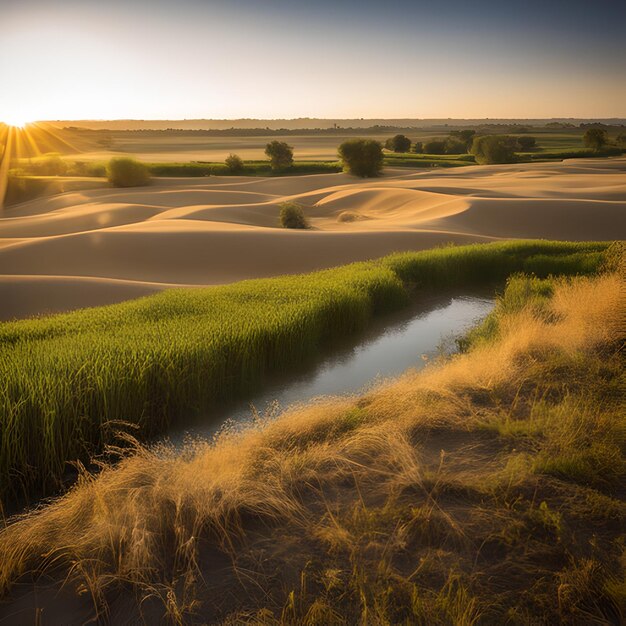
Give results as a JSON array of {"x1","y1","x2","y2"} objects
[{"x1": 175, "y1": 292, "x2": 494, "y2": 441}]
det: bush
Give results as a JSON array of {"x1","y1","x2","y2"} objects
[
  {"x1": 386, "y1": 134, "x2": 411, "y2": 153},
  {"x1": 107, "y1": 158, "x2": 151, "y2": 187},
  {"x1": 225, "y1": 154, "x2": 244, "y2": 174},
  {"x1": 471, "y1": 135, "x2": 518, "y2": 164},
  {"x1": 35, "y1": 154, "x2": 68, "y2": 176},
  {"x1": 3, "y1": 175, "x2": 55, "y2": 206},
  {"x1": 616, "y1": 133, "x2": 626, "y2": 146},
  {"x1": 265, "y1": 141, "x2": 293, "y2": 170},
  {"x1": 412, "y1": 141, "x2": 423, "y2": 154},
  {"x1": 516, "y1": 136, "x2": 536, "y2": 151},
  {"x1": 449, "y1": 129, "x2": 475, "y2": 150},
  {"x1": 279, "y1": 201, "x2": 309, "y2": 229},
  {"x1": 337, "y1": 211, "x2": 363, "y2": 223},
  {"x1": 444, "y1": 138, "x2": 467, "y2": 154},
  {"x1": 583, "y1": 128, "x2": 608, "y2": 152},
  {"x1": 423, "y1": 140, "x2": 446, "y2": 155},
  {"x1": 338, "y1": 139, "x2": 384, "y2": 177},
  {"x1": 67, "y1": 161, "x2": 106, "y2": 177}
]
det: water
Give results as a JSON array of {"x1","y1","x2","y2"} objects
[{"x1": 175, "y1": 292, "x2": 494, "y2": 442}]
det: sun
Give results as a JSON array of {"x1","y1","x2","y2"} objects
[{"x1": 3, "y1": 114, "x2": 31, "y2": 129}]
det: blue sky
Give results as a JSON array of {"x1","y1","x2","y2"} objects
[{"x1": 1, "y1": 0, "x2": 624, "y2": 120}]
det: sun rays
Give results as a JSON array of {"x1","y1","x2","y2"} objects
[{"x1": 0, "y1": 122, "x2": 83, "y2": 208}]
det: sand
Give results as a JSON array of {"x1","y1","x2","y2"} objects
[{"x1": 1, "y1": 158, "x2": 625, "y2": 320}]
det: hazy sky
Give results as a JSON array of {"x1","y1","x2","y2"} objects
[{"x1": 1, "y1": 0, "x2": 624, "y2": 122}]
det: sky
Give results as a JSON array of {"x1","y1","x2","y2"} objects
[{"x1": 0, "y1": 0, "x2": 625, "y2": 123}]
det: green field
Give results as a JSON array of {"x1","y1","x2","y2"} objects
[
  {"x1": 0, "y1": 241, "x2": 611, "y2": 504},
  {"x1": 10, "y1": 127, "x2": 625, "y2": 183}
]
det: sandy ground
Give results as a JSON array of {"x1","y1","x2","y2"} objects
[{"x1": 1, "y1": 158, "x2": 625, "y2": 320}]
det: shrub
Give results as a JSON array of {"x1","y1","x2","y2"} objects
[
  {"x1": 107, "y1": 158, "x2": 151, "y2": 187},
  {"x1": 386, "y1": 134, "x2": 411, "y2": 153},
  {"x1": 225, "y1": 153, "x2": 244, "y2": 174},
  {"x1": 583, "y1": 128, "x2": 608, "y2": 152},
  {"x1": 279, "y1": 201, "x2": 309, "y2": 229},
  {"x1": 3, "y1": 175, "x2": 55, "y2": 206},
  {"x1": 337, "y1": 211, "x2": 363, "y2": 223},
  {"x1": 67, "y1": 161, "x2": 106, "y2": 177},
  {"x1": 444, "y1": 138, "x2": 467, "y2": 154},
  {"x1": 412, "y1": 141, "x2": 423, "y2": 154},
  {"x1": 338, "y1": 139, "x2": 384, "y2": 177},
  {"x1": 516, "y1": 136, "x2": 537, "y2": 151},
  {"x1": 471, "y1": 135, "x2": 518, "y2": 164},
  {"x1": 616, "y1": 133, "x2": 626, "y2": 146},
  {"x1": 36, "y1": 154, "x2": 68, "y2": 176},
  {"x1": 423, "y1": 140, "x2": 447, "y2": 155},
  {"x1": 265, "y1": 141, "x2": 294, "y2": 170},
  {"x1": 450, "y1": 129, "x2": 476, "y2": 150}
]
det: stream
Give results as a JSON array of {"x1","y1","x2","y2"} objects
[{"x1": 174, "y1": 291, "x2": 495, "y2": 442}]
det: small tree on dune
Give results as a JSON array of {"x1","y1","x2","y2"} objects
[
  {"x1": 279, "y1": 201, "x2": 309, "y2": 229},
  {"x1": 470, "y1": 135, "x2": 518, "y2": 165},
  {"x1": 107, "y1": 157, "x2": 151, "y2": 187},
  {"x1": 583, "y1": 128, "x2": 608, "y2": 152},
  {"x1": 265, "y1": 141, "x2": 294, "y2": 170},
  {"x1": 422, "y1": 139, "x2": 446, "y2": 155},
  {"x1": 225, "y1": 153, "x2": 244, "y2": 173},
  {"x1": 450, "y1": 129, "x2": 476, "y2": 151},
  {"x1": 386, "y1": 134, "x2": 411, "y2": 153},
  {"x1": 338, "y1": 139, "x2": 384, "y2": 177},
  {"x1": 516, "y1": 136, "x2": 536, "y2": 151},
  {"x1": 444, "y1": 138, "x2": 466, "y2": 154}
]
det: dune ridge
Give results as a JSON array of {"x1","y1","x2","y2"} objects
[{"x1": 1, "y1": 158, "x2": 625, "y2": 320}]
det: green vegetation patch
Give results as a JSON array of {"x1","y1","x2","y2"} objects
[
  {"x1": 0, "y1": 241, "x2": 611, "y2": 502},
  {"x1": 145, "y1": 160, "x2": 342, "y2": 177}
]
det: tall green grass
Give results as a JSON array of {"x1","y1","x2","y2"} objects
[{"x1": 0, "y1": 241, "x2": 610, "y2": 502}]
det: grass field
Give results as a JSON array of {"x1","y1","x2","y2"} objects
[
  {"x1": 0, "y1": 261, "x2": 622, "y2": 623},
  {"x1": 0, "y1": 241, "x2": 612, "y2": 505},
  {"x1": 9, "y1": 127, "x2": 625, "y2": 184}
]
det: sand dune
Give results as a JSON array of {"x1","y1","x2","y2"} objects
[{"x1": 1, "y1": 158, "x2": 625, "y2": 320}]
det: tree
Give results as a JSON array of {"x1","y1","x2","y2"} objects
[
  {"x1": 265, "y1": 141, "x2": 293, "y2": 170},
  {"x1": 279, "y1": 201, "x2": 308, "y2": 229},
  {"x1": 617, "y1": 133, "x2": 626, "y2": 146},
  {"x1": 470, "y1": 135, "x2": 517, "y2": 165},
  {"x1": 386, "y1": 134, "x2": 411, "y2": 153},
  {"x1": 423, "y1": 140, "x2": 446, "y2": 155},
  {"x1": 412, "y1": 141, "x2": 423, "y2": 154},
  {"x1": 338, "y1": 139, "x2": 384, "y2": 177},
  {"x1": 107, "y1": 158, "x2": 151, "y2": 187},
  {"x1": 516, "y1": 136, "x2": 536, "y2": 151},
  {"x1": 225, "y1": 153, "x2": 244, "y2": 173},
  {"x1": 583, "y1": 128, "x2": 608, "y2": 152},
  {"x1": 444, "y1": 138, "x2": 466, "y2": 155},
  {"x1": 450, "y1": 129, "x2": 475, "y2": 150}
]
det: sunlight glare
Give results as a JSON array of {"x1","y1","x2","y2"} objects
[{"x1": 3, "y1": 115, "x2": 30, "y2": 129}]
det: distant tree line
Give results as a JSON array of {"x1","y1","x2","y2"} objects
[{"x1": 382, "y1": 130, "x2": 539, "y2": 164}]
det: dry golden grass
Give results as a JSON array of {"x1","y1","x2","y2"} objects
[{"x1": 0, "y1": 272, "x2": 623, "y2": 624}]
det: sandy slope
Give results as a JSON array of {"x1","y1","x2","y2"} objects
[{"x1": 1, "y1": 158, "x2": 625, "y2": 320}]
